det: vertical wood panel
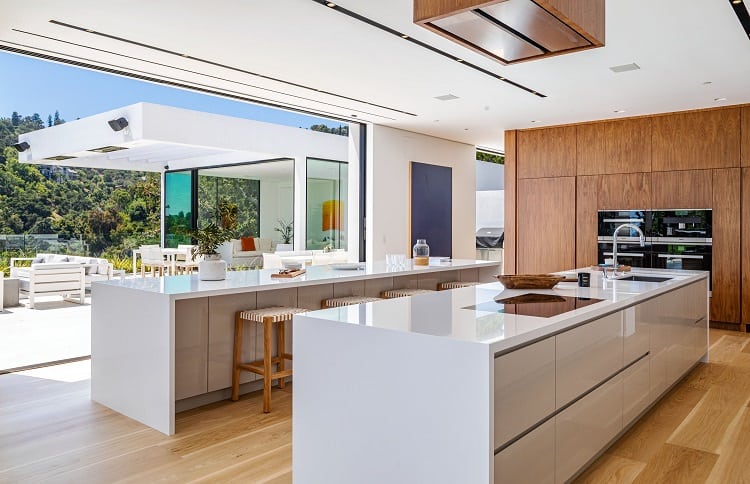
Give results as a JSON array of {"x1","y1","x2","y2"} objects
[
  {"x1": 711, "y1": 168, "x2": 741, "y2": 324},
  {"x1": 606, "y1": 118, "x2": 651, "y2": 174},
  {"x1": 576, "y1": 175, "x2": 599, "y2": 267},
  {"x1": 517, "y1": 126, "x2": 577, "y2": 179},
  {"x1": 652, "y1": 109, "x2": 740, "y2": 171},
  {"x1": 504, "y1": 130, "x2": 517, "y2": 275},
  {"x1": 576, "y1": 123, "x2": 605, "y2": 176},
  {"x1": 517, "y1": 177, "x2": 576, "y2": 273},
  {"x1": 742, "y1": 169, "x2": 750, "y2": 325},
  {"x1": 742, "y1": 107, "x2": 750, "y2": 167},
  {"x1": 598, "y1": 172, "x2": 651, "y2": 210},
  {"x1": 651, "y1": 170, "x2": 712, "y2": 209},
  {"x1": 540, "y1": 0, "x2": 605, "y2": 45}
]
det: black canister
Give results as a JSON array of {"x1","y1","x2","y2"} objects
[{"x1": 577, "y1": 272, "x2": 591, "y2": 287}]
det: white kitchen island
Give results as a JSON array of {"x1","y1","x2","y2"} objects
[
  {"x1": 90, "y1": 259, "x2": 500, "y2": 435},
  {"x1": 293, "y1": 269, "x2": 709, "y2": 484}
]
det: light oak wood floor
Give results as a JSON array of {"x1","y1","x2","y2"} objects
[{"x1": 0, "y1": 329, "x2": 749, "y2": 483}]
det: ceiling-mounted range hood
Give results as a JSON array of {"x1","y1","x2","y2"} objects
[{"x1": 414, "y1": 0, "x2": 604, "y2": 64}]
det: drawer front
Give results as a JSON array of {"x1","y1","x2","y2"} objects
[
  {"x1": 494, "y1": 418, "x2": 555, "y2": 484},
  {"x1": 494, "y1": 337, "x2": 555, "y2": 447},
  {"x1": 623, "y1": 307, "x2": 649, "y2": 365},
  {"x1": 556, "y1": 375, "x2": 623, "y2": 484},
  {"x1": 556, "y1": 311, "x2": 624, "y2": 408},
  {"x1": 623, "y1": 356, "x2": 650, "y2": 427}
]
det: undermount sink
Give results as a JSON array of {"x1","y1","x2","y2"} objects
[{"x1": 617, "y1": 275, "x2": 672, "y2": 283}]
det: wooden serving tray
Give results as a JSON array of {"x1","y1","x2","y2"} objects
[
  {"x1": 495, "y1": 274, "x2": 577, "y2": 289},
  {"x1": 271, "y1": 268, "x2": 306, "y2": 278}
]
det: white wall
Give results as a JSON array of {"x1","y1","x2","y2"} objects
[
  {"x1": 476, "y1": 190, "x2": 504, "y2": 231},
  {"x1": 367, "y1": 125, "x2": 476, "y2": 261},
  {"x1": 260, "y1": 178, "x2": 294, "y2": 241}
]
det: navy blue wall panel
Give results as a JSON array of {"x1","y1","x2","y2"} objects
[{"x1": 411, "y1": 162, "x2": 452, "y2": 258}]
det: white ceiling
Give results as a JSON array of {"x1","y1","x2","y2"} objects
[{"x1": 1, "y1": 0, "x2": 749, "y2": 151}]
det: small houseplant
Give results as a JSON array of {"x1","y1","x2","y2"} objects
[
  {"x1": 274, "y1": 219, "x2": 293, "y2": 251},
  {"x1": 192, "y1": 223, "x2": 233, "y2": 280}
]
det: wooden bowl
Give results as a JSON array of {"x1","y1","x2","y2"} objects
[{"x1": 495, "y1": 274, "x2": 577, "y2": 289}]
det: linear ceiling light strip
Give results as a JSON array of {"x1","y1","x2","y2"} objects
[
  {"x1": 9, "y1": 30, "x2": 395, "y2": 121},
  {"x1": 311, "y1": 0, "x2": 546, "y2": 98},
  {"x1": 729, "y1": 0, "x2": 750, "y2": 38},
  {"x1": 47, "y1": 20, "x2": 415, "y2": 117},
  {"x1": 0, "y1": 42, "x2": 393, "y2": 122}
]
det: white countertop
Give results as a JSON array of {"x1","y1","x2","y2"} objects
[
  {"x1": 296, "y1": 268, "x2": 709, "y2": 354},
  {"x1": 94, "y1": 259, "x2": 500, "y2": 299}
]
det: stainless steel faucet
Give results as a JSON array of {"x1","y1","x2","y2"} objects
[{"x1": 611, "y1": 223, "x2": 645, "y2": 275}]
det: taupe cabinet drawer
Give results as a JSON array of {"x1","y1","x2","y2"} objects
[
  {"x1": 494, "y1": 337, "x2": 555, "y2": 447},
  {"x1": 494, "y1": 418, "x2": 555, "y2": 484},
  {"x1": 556, "y1": 311, "x2": 624, "y2": 408}
]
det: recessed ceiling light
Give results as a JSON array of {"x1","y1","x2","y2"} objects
[
  {"x1": 326, "y1": 2, "x2": 336, "y2": 7},
  {"x1": 456, "y1": 58, "x2": 463, "y2": 62},
  {"x1": 732, "y1": 0, "x2": 742, "y2": 4},
  {"x1": 702, "y1": 81, "x2": 713, "y2": 85},
  {"x1": 614, "y1": 109, "x2": 626, "y2": 113},
  {"x1": 351, "y1": 114, "x2": 357, "y2": 117},
  {"x1": 401, "y1": 34, "x2": 409, "y2": 39},
  {"x1": 434, "y1": 119, "x2": 440, "y2": 122},
  {"x1": 531, "y1": 120, "x2": 540, "y2": 123},
  {"x1": 715, "y1": 97, "x2": 727, "y2": 101},
  {"x1": 609, "y1": 63, "x2": 641, "y2": 73},
  {"x1": 434, "y1": 94, "x2": 459, "y2": 101}
]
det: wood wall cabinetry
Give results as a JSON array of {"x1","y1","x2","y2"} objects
[
  {"x1": 576, "y1": 124, "x2": 604, "y2": 175},
  {"x1": 743, "y1": 107, "x2": 750, "y2": 167},
  {"x1": 651, "y1": 108, "x2": 740, "y2": 171},
  {"x1": 743, "y1": 168, "x2": 750, "y2": 324},
  {"x1": 517, "y1": 177, "x2": 575, "y2": 273},
  {"x1": 517, "y1": 126, "x2": 576, "y2": 179},
  {"x1": 651, "y1": 170, "x2": 712, "y2": 209},
  {"x1": 576, "y1": 176, "x2": 598, "y2": 267},
  {"x1": 577, "y1": 119, "x2": 651, "y2": 175},
  {"x1": 712, "y1": 169, "x2": 741, "y2": 324},
  {"x1": 504, "y1": 130, "x2": 517, "y2": 275},
  {"x1": 598, "y1": 172, "x2": 651, "y2": 210}
]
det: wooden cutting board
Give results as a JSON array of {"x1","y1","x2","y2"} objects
[{"x1": 271, "y1": 269, "x2": 306, "y2": 278}]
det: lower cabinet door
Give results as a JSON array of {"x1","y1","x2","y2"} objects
[
  {"x1": 623, "y1": 356, "x2": 650, "y2": 427},
  {"x1": 555, "y1": 375, "x2": 623, "y2": 484},
  {"x1": 494, "y1": 418, "x2": 555, "y2": 484}
]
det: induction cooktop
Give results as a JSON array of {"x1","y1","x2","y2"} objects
[{"x1": 463, "y1": 293, "x2": 604, "y2": 318}]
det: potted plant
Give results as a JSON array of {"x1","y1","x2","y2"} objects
[
  {"x1": 192, "y1": 223, "x2": 233, "y2": 280},
  {"x1": 274, "y1": 218, "x2": 294, "y2": 252}
]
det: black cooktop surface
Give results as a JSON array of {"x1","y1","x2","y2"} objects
[{"x1": 463, "y1": 293, "x2": 605, "y2": 318}]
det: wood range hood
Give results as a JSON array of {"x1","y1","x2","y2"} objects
[{"x1": 414, "y1": 0, "x2": 605, "y2": 64}]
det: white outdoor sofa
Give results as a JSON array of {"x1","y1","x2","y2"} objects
[{"x1": 10, "y1": 254, "x2": 114, "y2": 309}]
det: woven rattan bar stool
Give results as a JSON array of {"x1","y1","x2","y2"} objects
[
  {"x1": 380, "y1": 288, "x2": 435, "y2": 299},
  {"x1": 437, "y1": 281, "x2": 481, "y2": 290},
  {"x1": 321, "y1": 295, "x2": 382, "y2": 309},
  {"x1": 232, "y1": 306, "x2": 307, "y2": 412}
]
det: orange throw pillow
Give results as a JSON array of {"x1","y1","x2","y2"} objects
[{"x1": 240, "y1": 237, "x2": 256, "y2": 251}]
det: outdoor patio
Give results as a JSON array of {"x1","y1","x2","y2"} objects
[{"x1": 0, "y1": 294, "x2": 91, "y2": 373}]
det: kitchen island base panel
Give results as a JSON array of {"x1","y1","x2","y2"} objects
[
  {"x1": 91, "y1": 285, "x2": 174, "y2": 435},
  {"x1": 293, "y1": 318, "x2": 492, "y2": 484}
]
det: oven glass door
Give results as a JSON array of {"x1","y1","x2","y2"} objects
[
  {"x1": 650, "y1": 210, "x2": 712, "y2": 239},
  {"x1": 597, "y1": 242, "x2": 652, "y2": 268},
  {"x1": 651, "y1": 244, "x2": 712, "y2": 288},
  {"x1": 597, "y1": 210, "x2": 651, "y2": 240}
]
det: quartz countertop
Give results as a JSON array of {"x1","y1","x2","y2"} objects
[
  {"x1": 295, "y1": 268, "x2": 709, "y2": 354},
  {"x1": 93, "y1": 259, "x2": 500, "y2": 299}
]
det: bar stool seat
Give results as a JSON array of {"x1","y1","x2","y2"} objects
[
  {"x1": 437, "y1": 281, "x2": 481, "y2": 290},
  {"x1": 380, "y1": 288, "x2": 435, "y2": 299},
  {"x1": 232, "y1": 306, "x2": 307, "y2": 412},
  {"x1": 321, "y1": 295, "x2": 382, "y2": 309}
]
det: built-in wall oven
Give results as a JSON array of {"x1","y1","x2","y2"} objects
[
  {"x1": 597, "y1": 209, "x2": 713, "y2": 288},
  {"x1": 597, "y1": 210, "x2": 654, "y2": 269}
]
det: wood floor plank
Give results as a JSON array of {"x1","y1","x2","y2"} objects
[
  {"x1": 709, "y1": 335, "x2": 750, "y2": 364},
  {"x1": 573, "y1": 453, "x2": 645, "y2": 484},
  {"x1": 631, "y1": 443, "x2": 718, "y2": 484},
  {"x1": 200, "y1": 444, "x2": 292, "y2": 483},
  {"x1": 264, "y1": 470, "x2": 293, "y2": 484},
  {"x1": 606, "y1": 384, "x2": 706, "y2": 462},
  {"x1": 706, "y1": 407, "x2": 750, "y2": 483}
]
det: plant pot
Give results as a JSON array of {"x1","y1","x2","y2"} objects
[
  {"x1": 276, "y1": 243, "x2": 293, "y2": 252},
  {"x1": 199, "y1": 254, "x2": 227, "y2": 281}
]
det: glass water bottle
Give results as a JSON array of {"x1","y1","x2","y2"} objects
[{"x1": 413, "y1": 239, "x2": 429, "y2": 266}]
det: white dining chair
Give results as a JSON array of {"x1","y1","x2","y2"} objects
[
  {"x1": 140, "y1": 246, "x2": 169, "y2": 277},
  {"x1": 174, "y1": 244, "x2": 199, "y2": 274}
]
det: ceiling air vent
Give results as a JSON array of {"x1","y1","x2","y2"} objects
[
  {"x1": 609, "y1": 63, "x2": 641, "y2": 73},
  {"x1": 44, "y1": 155, "x2": 77, "y2": 161},
  {"x1": 88, "y1": 145, "x2": 129, "y2": 153},
  {"x1": 434, "y1": 94, "x2": 460, "y2": 101},
  {"x1": 414, "y1": 0, "x2": 604, "y2": 64}
]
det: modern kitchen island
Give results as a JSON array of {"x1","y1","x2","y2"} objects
[
  {"x1": 90, "y1": 259, "x2": 500, "y2": 435},
  {"x1": 293, "y1": 269, "x2": 709, "y2": 484}
]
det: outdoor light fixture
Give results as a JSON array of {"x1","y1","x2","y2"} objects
[
  {"x1": 108, "y1": 117, "x2": 129, "y2": 132},
  {"x1": 12, "y1": 141, "x2": 30, "y2": 152}
]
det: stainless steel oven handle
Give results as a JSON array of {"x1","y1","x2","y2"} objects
[
  {"x1": 657, "y1": 254, "x2": 704, "y2": 260},
  {"x1": 603, "y1": 252, "x2": 644, "y2": 257},
  {"x1": 602, "y1": 218, "x2": 644, "y2": 223}
]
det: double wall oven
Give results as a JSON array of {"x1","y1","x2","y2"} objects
[{"x1": 597, "y1": 209, "x2": 712, "y2": 288}]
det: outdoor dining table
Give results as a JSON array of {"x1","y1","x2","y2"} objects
[{"x1": 131, "y1": 247, "x2": 186, "y2": 275}]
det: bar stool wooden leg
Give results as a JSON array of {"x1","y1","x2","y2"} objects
[
  {"x1": 277, "y1": 320, "x2": 286, "y2": 389},
  {"x1": 231, "y1": 313, "x2": 243, "y2": 401},
  {"x1": 263, "y1": 319, "x2": 273, "y2": 413}
]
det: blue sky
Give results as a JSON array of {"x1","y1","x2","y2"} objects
[{"x1": 0, "y1": 51, "x2": 337, "y2": 128}]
